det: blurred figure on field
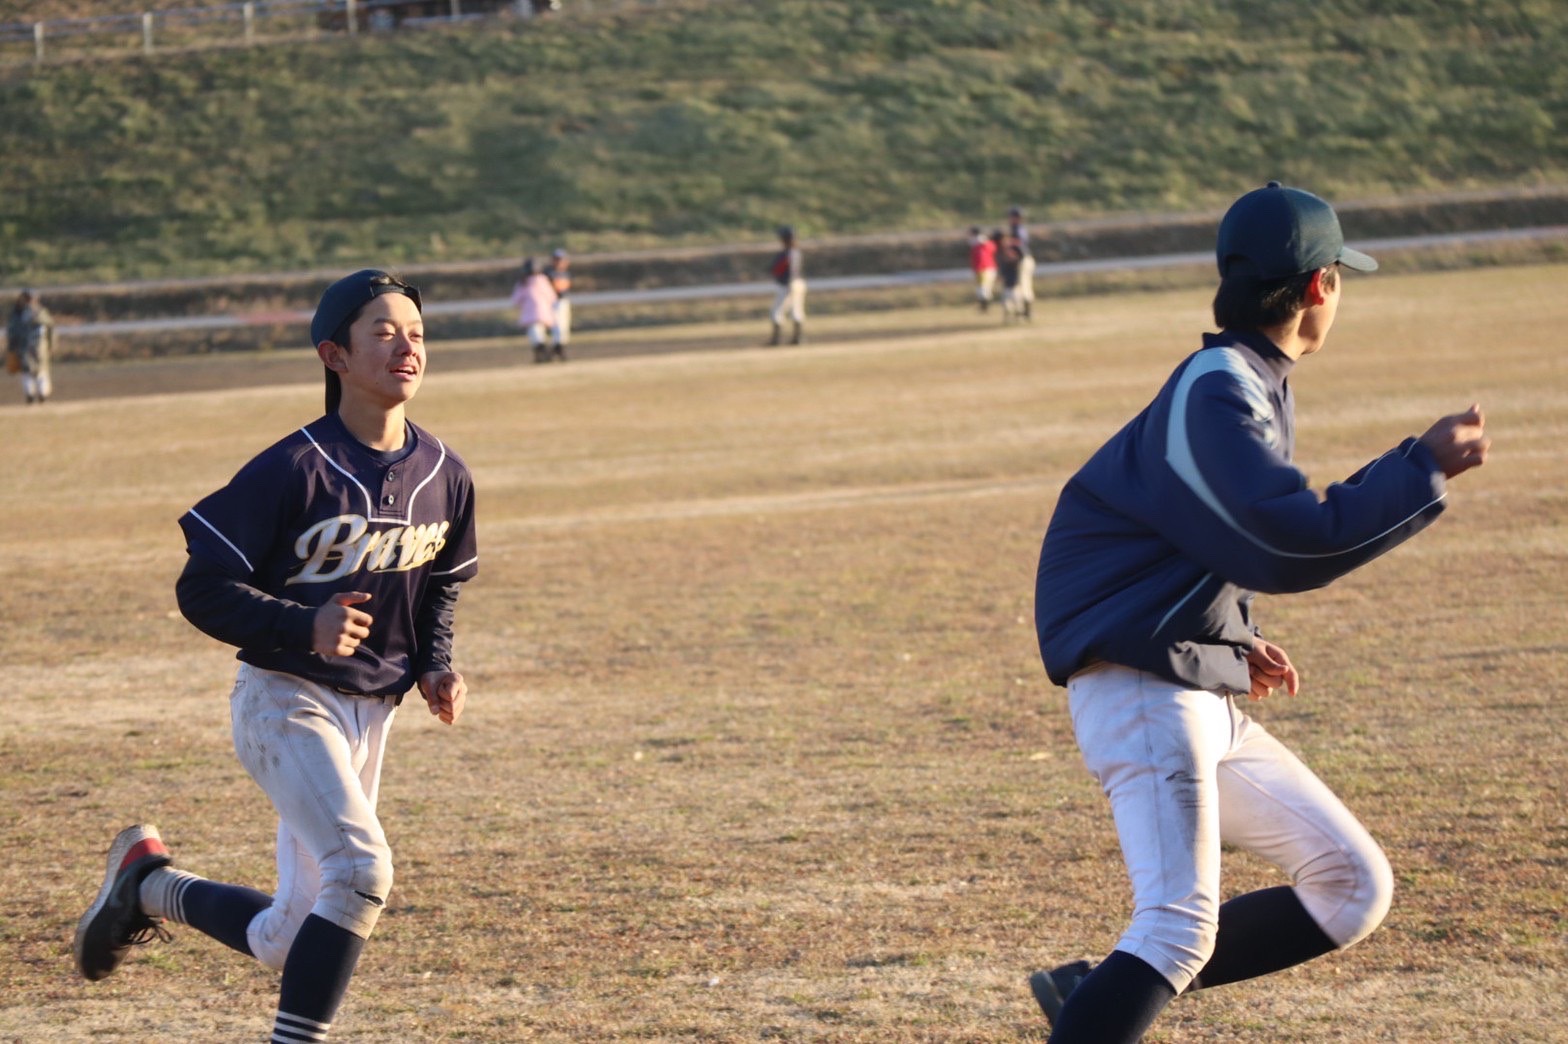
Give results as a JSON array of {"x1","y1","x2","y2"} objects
[
  {"x1": 768, "y1": 225, "x2": 806, "y2": 346},
  {"x1": 994, "y1": 230, "x2": 1025, "y2": 323},
  {"x1": 543, "y1": 248, "x2": 572, "y2": 360},
  {"x1": 6, "y1": 289, "x2": 55, "y2": 405},
  {"x1": 510, "y1": 257, "x2": 559, "y2": 364},
  {"x1": 969, "y1": 226, "x2": 998, "y2": 313},
  {"x1": 1008, "y1": 205, "x2": 1036, "y2": 320}
]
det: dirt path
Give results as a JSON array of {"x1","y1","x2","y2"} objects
[
  {"x1": 19, "y1": 311, "x2": 991, "y2": 404},
  {"x1": 23, "y1": 328, "x2": 765, "y2": 403}
]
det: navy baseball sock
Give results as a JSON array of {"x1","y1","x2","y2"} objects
[
  {"x1": 139, "y1": 867, "x2": 271, "y2": 956},
  {"x1": 1188, "y1": 885, "x2": 1337, "y2": 990},
  {"x1": 273, "y1": 913, "x2": 366, "y2": 1044},
  {"x1": 1047, "y1": 949, "x2": 1175, "y2": 1044}
]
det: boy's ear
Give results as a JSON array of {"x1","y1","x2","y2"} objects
[
  {"x1": 1304, "y1": 268, "x2": 1330, "y2": 307},
  {"x1": 317, "y1": 340, "x2": 349, "y2": 374}
]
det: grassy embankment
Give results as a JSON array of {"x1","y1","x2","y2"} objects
[{"x1": 1, "y1": 0, "x2": 1565, "y2": 289}]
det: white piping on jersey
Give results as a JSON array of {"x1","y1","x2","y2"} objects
[
  {"x1": 185, "y1": 508, "x2": 256, "y2": 573},
  {"x1": 405, "y1": 439, "x2": 448, "y2": 517},
  {"x1": 300, "y1": 425, "x2": 449, "y2": 525},
  {"x1": 433, "y1": 555, "x2": 478, "y2": 578},
  {"x1": 1165, "y1": 347, "x2": 1446, "y2": 560},
  {"x1": 1153, "y1": 570, "x2": 1214, "y2": 638}
]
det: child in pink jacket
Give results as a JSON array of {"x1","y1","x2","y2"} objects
[{"x1": 510, "y1": 258, "x2": 559, "y2": 363}]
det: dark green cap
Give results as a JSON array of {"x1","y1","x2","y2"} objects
[{"x1": 1217, "y1": 182, "x2": 1377, "y2": 281}]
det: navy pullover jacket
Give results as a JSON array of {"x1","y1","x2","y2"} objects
[{"x1": 1035, "y1": 330, "x2": 1448, "y2": 695}]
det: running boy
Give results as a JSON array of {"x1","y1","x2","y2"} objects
[
  {"x1": 74, "y1": 269, "x2": 479, "y2": 1044},
  {"x1": 1028, "y1": 183, "x2": 1489, "y2": 1042}
]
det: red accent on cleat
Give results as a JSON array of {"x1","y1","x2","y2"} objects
[{"x1": 121, "y1": 838, "x2": 169, "y2": 870}]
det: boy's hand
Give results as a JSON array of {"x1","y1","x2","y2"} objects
[
  {"x1": 312, "y1": 592, "x2": 373, "y2": 657},
  {"x1": 1419, "y1": 403, "x2": 1490, "y2": 479},
  {"x1": 1246, "y1": 638, "x2": 1299, "y2": 701},
  {"x1": 418, "y1": 670, "x2": 467, "y2": 725}
]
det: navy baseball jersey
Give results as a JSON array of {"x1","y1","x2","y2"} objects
[{"x1": 178, "y1": 413, "x2": 478, "y2": 696}]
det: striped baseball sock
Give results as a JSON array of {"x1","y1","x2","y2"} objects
[
  {"x1": 272, "y1": 913, "x2": 366, "y2": 1044},
  {"x1": 272, "y1": 1010, "x2": 332, "y2": 1044},
  {"x1": 139, "y1": 867, "x2": 272, "y2": 956}
]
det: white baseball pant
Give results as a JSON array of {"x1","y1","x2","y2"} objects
[
  {"x1": 771, "y1": 279, "x2": 806, "y2": 325},
  {"x1": 552, "y1": 298, "x2": 572, "y2": 348},
  {"x1": 975, "y1": 268, "x2": 997, "y2": 304},
  {"x1": 1066, "y1": 663, "x2": 1393, "y2": 992},
  {"x1": 1017, "y1": 254, "x2": 1036, "y2": 304},
  {"x1": 229, "y1": 664, "x2": 397, "y2": 971}
]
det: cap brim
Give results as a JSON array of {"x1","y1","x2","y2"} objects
[{"x1": 1338, "y1": 245, "x2": 1378, "y2": 272}]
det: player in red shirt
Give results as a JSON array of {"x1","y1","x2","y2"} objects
[{"x1": 969, "y1": 226, "x2": 998, "y2": 312}]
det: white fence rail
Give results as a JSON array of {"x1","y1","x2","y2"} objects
[{"x1": 0, "y1": 0, "x2": 565, "y2": 66}]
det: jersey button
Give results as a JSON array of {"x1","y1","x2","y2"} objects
[{"x1": 383, "y1": 494, "x2": 395, "y2": 505}]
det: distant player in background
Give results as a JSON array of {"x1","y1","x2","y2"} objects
[
  {"x1": 543, "y1": 247, "x2": 573, "y2": 360},
  {"x1": 73, "y1": 269, "x2": 479, "y2": 1044},
  {"x1": 1027, "y1": 183, "x2": 1489, "y2": 1043},
  {"x1": 993, "y1": 229, "x2": 1024, "y2": 322},
  {"x1": 1008, "y1": 205, "x2": 1036, "y2": 320},
  {"x1": 968, "y1": 226, "x2": 997, "y2": 313},
  {"x1": 768, "y1": 224, "x2": 806, "y2": 346},
  {"x1": 6, "y1": 289, "x2": 54, "y2": 404},
  {"x1": 511, "y1": 256, "x2": 559, "y2": 364}
]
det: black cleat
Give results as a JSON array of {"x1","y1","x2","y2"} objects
[
  {"x1": 74, "y1": 825, "x2": 174, "y2": 981},
  {"x1": 1029, "y1": 959, "x2": 1094, "y2": 1026}
]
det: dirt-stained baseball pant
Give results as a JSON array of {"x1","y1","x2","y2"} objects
[
  {"x1": 1066, "y1": 664, "x2": 1393, "y2": 992},
  {"x1": 229, "y1": 664, "x2": 397, "y2": 972}
]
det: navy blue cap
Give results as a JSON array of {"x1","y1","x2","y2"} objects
[
  {"x1": 1216, "y1": 182, "x2": 1377, "y2": 281},
  {"x1": 310, "y1": 269, "x2": 422, "y2": 347}
]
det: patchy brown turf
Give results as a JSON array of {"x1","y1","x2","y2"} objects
[{"x1": 2, "y1": 266, "x2": 1564, "y2": 1041}]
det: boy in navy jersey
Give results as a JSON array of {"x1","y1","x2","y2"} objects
[{"x1": 74, "y1": 270, "x2": 479, "y2": 1044}]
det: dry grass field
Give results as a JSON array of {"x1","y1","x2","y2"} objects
[{"x1": 2, "y1": 266, "x2": 1565, "y2": 1041}]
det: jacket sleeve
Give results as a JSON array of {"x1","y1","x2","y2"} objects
[{"x1": 1160, "y1": 363, "x2": 1448, "y2": 594}]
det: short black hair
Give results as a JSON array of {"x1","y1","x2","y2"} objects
[
  {"x1": 323, "y1": 311, "x2": 361, "y2": 414},
  {"x1": 1212, "y1": 266, "x2": 1337, "y2": 331}
]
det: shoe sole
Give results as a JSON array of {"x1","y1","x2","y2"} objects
[{"x1": 73, "y1": 825, "x2": 167, "y2": 981}]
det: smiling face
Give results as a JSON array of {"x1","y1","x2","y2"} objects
[{"x1": 321, "y1": 293, "x2": 426, "y2": 411}]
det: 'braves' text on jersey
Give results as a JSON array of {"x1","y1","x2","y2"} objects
[{"x1": 179, "y1": 413, "x2": 479, "y2": 696}]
